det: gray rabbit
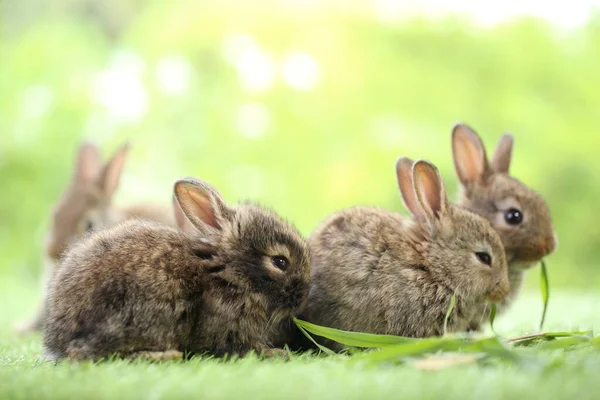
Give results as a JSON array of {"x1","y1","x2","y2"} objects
[{"x1": 451, "y1": 124, "x2": 557, "y2": 330}]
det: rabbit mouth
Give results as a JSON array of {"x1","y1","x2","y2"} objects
[
  {"x1": 281, "y1": 279, "x2": 310, "y2": 312},
  {"x1": 509, "y1": 260, "x2": 537, "y2": 271},
  {"x1": 486, "y1": 280, "x2": 509, "y2": 303},
  {"x1": 507, "y1": 236, "x2": 556, "y2": 266}
]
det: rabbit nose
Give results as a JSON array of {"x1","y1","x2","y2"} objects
[
  {"x1": 45, "y1": 238, "x2": 64, "y2": 261},
  {"x1": 551, "y1": 233, "x2": 559, "y2": 251},
  {"x1": 543, "y1": 234, "x2": 558, "y2": 255},
  {"x1": 490, "y1": 276, "x2": 509, "y2": 302}
]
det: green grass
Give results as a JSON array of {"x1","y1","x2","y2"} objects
[{"x1": 2, "y1": 276, "x2": 600, "y2": 400}]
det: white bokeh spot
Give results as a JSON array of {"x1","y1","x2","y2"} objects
[
  {"x1": 155, "y1": 56, "x2": 192, "y2": 96},
  {"x1": 281, "y1": 52, "x2": 321, "y2": 91},
  {"x1": 222, "y1": 33, "x2": 275, "y2": 93},
  {"x1": 91, "y1": 50, "x2": 148, "y2": 122}
]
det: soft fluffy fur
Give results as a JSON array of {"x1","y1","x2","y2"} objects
[
  {"x1": 302, "y1": 159, "x2": 509, "y2": 349},
  {"x1": 18, "y1": 142, "x2": 187, "y2": 335},
  {"x1": 451, "y1": 123, "x2": 557, "y2": 330},
  {"x1": 43, "y1": 178, "x2": 310, "y2": 361}
]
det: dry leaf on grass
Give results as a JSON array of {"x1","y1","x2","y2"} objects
[{"x1": 412, "y1": 354, "x2": 480, "y2": 371}]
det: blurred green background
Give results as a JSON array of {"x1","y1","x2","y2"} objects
[{"x1": 1, "y1": 0, "x2": 599, "y2": 292}]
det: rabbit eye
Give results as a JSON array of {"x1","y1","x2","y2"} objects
[
  {"x1": 271, "y1": 256, "x2": 289, "y2": 270},
  {"x1": 475, "y1": 252, "x2": 492, "y2": 266},
  {"x1": 192, "y1": 249, "x2": 213, "y2": 259},
  {"x1": 85, "y1": 221, "x2": 94, "y2": 232},
  {"x1": 504, "y1": 208, "x2": 523, "y2": 225}
]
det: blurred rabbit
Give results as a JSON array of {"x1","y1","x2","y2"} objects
[
  {"x1": 16, "y1": 142, "x2": 192, "y2": 335},
  {"x1": 43, "y1": 178, "x2": 310, "y2": 361},
  {"x1": 451, "y1": 123, "x2": 557, "y2": 330},
  {"x1": 303, "y1": 159, "x2": 509, "y2": 349}
]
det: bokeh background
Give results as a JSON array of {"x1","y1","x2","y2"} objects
[{"x1": 1, "y1": 0, "x2": 599, "y2": 295}]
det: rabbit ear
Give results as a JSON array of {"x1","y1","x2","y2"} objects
[
  {"x1": 491, "y1": 133, "x2": 514, "y2": 174},
  {"x1": 173, "y1": 194, "x2": 188, "y2": 230},
  {"x1": 451, "y1": 123, "x2": 491, "y2": 185},
  {"x1": 172, "y1": 194, "x2": 197, "y2": 233},
  {"x1": 75, "y1": 142, "x2": 101, "y2": 184},
  {"x1": 174, "y1": 178, "x2": 232, "y2": 235},
  {"x1": 98, "y1": 143, "x2": 130, "y2": 199},
  {"x1": 396, "y1": 157, "x2": 425, "y2": 220},
  {"x1": 412, "y1": 160, "x2": 448, "y2": 221}
]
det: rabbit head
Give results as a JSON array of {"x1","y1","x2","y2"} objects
[
  {"x1": 396, "y1": 158, "x2": 509, "y2": 303},
  {"x1": 452, "y1": 123, "x2": 557, "y2": 269},
  {"x1": 174, "y1": 178, "x2": 311, "y2": 319},
  {"x1": 44, "y1": 142, "x2": 130, "y2": 260}
]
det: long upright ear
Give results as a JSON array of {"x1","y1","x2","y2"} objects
[
  {"x1": 396, "y1": 157, "x2": 425, "y2": 220},
  {"x1": 174, "y1": 178, "x2": 233, "y2": 236},
  {"x1": 173, "y1": 194, "x2": 188, "y2": 230},
  {"x1": 173, "y1": 194, "x2": 197, "y2": 234},
  {"x1": 98, "y1": 143, "x2": 130, "y2": 198},
  {"x1": 451, "y1": 123, "x2": 491, "y2": 185},
  {"x1": 491, "y1": 133, "x2": 514, "y2": 174},
  {"x1": 75, "y1": 142, "x2": 101, "y2": 184},
  {"x1": 412, "y1": 160, "x2": 448, "y2": 221}
]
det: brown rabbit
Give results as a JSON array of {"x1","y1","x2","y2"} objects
[
  {"x1": 42, "y1": 178, "x2": 311, "y2": 361},
  {"x1": 45, "y1": 141, "x2": 178, "y2": 260},
  {"x1": 451, "y1": 123, "x2": 557, "y2": 330},
  {"x1": 303, "y1": 159, "x2": 509, "y2": 348},
  {"x1": 17, "y1": 142, "x2": 192, "y2": 335}
]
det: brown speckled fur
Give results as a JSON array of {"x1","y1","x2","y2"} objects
[
  {"x1": 302, "y1": 160, "x2": 509, "y2": 349},
  {"x1": 18, "y1": 142, "x2": 184, "y2": 335},
  {"x1": 451, "y1": 124, "x2": 557, "y2": 330},
  {"x1": 42, "y1": 178, "x2": 310, "y2": 360}
]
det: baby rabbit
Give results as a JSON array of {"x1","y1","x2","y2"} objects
[
  {"x1": 17, "y1": 142, "x2": 190, "y2": 335},
  {"x1": 451, "y1": 124, "x2": 557, "y2": 330},
  {"x1": 43, "y1": 178, "x2": 310, "y2": 361},
  {"x1": 44, "y1": 142, "x2": 177, "y2": 261},
  {"x1": 303, "y1": 159, "x2": 509, "y2": 346}
]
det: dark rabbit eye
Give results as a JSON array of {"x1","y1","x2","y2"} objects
[
  {"x1": 192, "y1": 249, "x2": 213, "y2": 260},
  {"x1": 271, "y1": 256, "x2": 289, "y2": 270},
  {"x1": 475, "y1": 252, "x2": 492, "y2": 266},
  {"x1": 85, "y1": 221, "x2": 94, "y2": 232},
  {"x1": 504, "y1": 208, "x2": 523, "y2": 225}
]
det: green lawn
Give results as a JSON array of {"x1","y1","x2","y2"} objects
[{"x1": 1, "y1": 276, "x2": 599, "y2": 400}]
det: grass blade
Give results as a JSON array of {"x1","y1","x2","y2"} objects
[
  {"x1": 536, "y1": 335, "x2": 592, "y2": 350},
  {"x1": 348, "y1": 337, "x2": 461, "y2": 364},
  {"x1": 506, "y1": 330, "x2": 593, "y2": 347},
  {"x1": 489, "y1": 303, "x2": 498, "y2": 336},
  {"x1": 293, "y1": 318, "x2": 417, "y2": 348},
  {"x1": 295, "y1": 323, "x2": 336, "y2": 356},
  {"x1": 539, "y1": 259, "x2": 549, "y2": 331},
  {"x1": 349, "y1": 336, "x2": 519, "y2": 366},
  {"x1": 443, "y1": 294, "x2": 456, "y2": 336}
]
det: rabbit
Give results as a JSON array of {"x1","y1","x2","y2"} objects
[
  {"x1": 42, "y1": 177, "x2": 311, "y2": 361},
  {"x1": 44, "y1": 141, "x2": 179, "y2": 260},
  {"x1": 451, "y1": 123, "x2": 557, "y2": 330},
  {"x1": 302, "y1": 158, "x2": 509, "y2": 349},
  {"x1": 16, "y1": 141, "x2": 194, "y2": 335}
]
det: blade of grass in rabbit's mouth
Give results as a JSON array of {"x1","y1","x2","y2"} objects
[{"x1": 539, "y1": 259, "x2": 549, "y2": 331}]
